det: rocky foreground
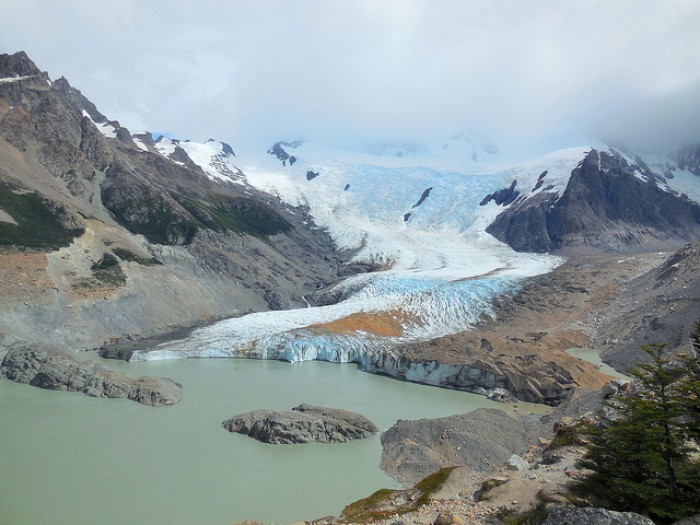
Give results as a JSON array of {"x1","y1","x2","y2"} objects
[
  {"x1": 223, "y1": 404, "x2": 378, "y2": 444},
  {"x1": 291, "y1": 384, "x2": 659, "y2": 525},
  {"x1": 0, "y1": 342, "x2": 182, "y2": 406},
  {"x1": 380, "y1": 408, "x2": 540, "y2": 486}
]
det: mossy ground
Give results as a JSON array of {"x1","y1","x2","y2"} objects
[{"x1": 340, "y1": 467, "x2": 456, "y2": 523}]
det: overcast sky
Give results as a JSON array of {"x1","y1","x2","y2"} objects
[{"x1": 2, "y1": 0, "x2": 700, "y2": 152}]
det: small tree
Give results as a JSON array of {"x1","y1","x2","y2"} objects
[
  {"x1": 575, "y1": 343, "x2": 700, "y2": 523},
  {"x1": 680, "y1": 321, "x2": 700, "y2": 443}
]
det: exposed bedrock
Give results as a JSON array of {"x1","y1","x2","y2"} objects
[
  {"x1": 487, "y1": 149, "x2": 700, "y2": 254},
  {"x1": 222, "y1": 404, "x2": 378, "y2": 444},
  {"x1": 0, "y1": 344, "x2": 182, "y2": 406},
  {"x1": 543, "y1": 506, "x2": 656, "y2": 525}
]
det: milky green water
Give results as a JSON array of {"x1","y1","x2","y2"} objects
[
  {"x1": 0, "y1": 356, "x2": 506, "y2": 525},
  {"x1": 566, "y1": 347, "x2": 631, "y2": 381}
]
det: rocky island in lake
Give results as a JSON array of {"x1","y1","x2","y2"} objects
[
  {"x1": 223, "y1": 404, "x2": 378, "y2": 444},
  {"x1": 0, "y1": 343, "x2": 183, "y2": 407}
]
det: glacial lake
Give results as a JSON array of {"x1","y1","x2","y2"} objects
[{"x1": 0, "y1": 355, "x2": 526, "y2": 525}]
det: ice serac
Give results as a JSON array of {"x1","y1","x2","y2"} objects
[
  {"x1": 0, "y1": 344, "x2": 182, "y2": 406},
  {"x1": 486, "y1": 149, "x2": 700, "y2": 253},
  {"x1": 222, "y1": 404, "x2": 378, "y2": 444}
]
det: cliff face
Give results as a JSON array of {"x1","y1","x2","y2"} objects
[
  {"x1": 486, "y1": 150, "x2": 700, "y2": 254},
  {"x1": 0, "y1": 52, "x2": 343, "y2": 350}
]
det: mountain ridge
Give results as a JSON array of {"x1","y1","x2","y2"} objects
[{"x1": 0, "y1": 51, "x2": 346, "y2": 350}]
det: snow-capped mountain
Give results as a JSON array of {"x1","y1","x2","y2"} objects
[
  {"x1": 150, "y1": 136, "x2": 246, "y2": 185},
  {"x1": 2, "y1": 49, "x2": 699, "y2": 382},
  {"x1": 129, "y1": 135, "x2": 700, "y2": 383},
  {"x1": 0, "y1": 51, "x2": 340, "y2": 349},
  {"x1": 485, "y1": 148, "x2": 700, "y2": 253}
]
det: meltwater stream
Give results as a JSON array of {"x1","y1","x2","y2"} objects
[{"x1": 0, "y1": 356, "x2": 531, "y2": 525}]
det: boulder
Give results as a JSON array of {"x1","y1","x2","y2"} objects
[
  {"x1": 543, "y1": 506, "x2": 655, "y2": 525},
  {"x1": 434, "y1": 512, "x2": 464, "y2": 525},
  {"x1": 0, "y1": 344, "x2": 182, "y2": 406},
  {"x1": 507, "y1": 454, "x2": 529, "y2": 471},
  {"x1": 601, "y1": 382, "x2": 619, "y2": 398},
  {"x1": 222, "y1": 404, "x2": 378, "y2": 444}
]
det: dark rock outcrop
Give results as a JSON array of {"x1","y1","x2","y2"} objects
[
  {"x1": 0, "y1": 344, "x2": 182, "y2": 406},
  {"x1": 306, "y1": 170, "x2": 319, "y2": 181},
  {"x1": 267, "y1": 140, "x2": 301, "y2": 165},
  {"x1": 380, "y1": 408, "x2": 538, "y2": 485},
  {"x1": 412, "y1": 187, "x2": 433, "y2": 208},
  {"x1": 222, "y1": 404, "x2": 378, "y2": 444},
  {"x1": 480, "y1": 179, "x2": 520, "y2": 206},
  {"x1": 543, "y1": 506, "x2": 655, "y2": 525},
  {"x1": 487, "y1": 150, "x2": 700, "y2": 253}
]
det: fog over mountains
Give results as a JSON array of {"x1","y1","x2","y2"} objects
[{"x1": 2, "y1": 1, "x2": 700, "y2": 152}]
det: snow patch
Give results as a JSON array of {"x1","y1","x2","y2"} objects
[
  {"x1": 132, "y1": 136, "x2": 150, "y2": 152},
  {"x1": 0, "y1": 75, "x2": 33, "y2": 83},
  {"x1": 81, "y1": 109, "x2": 117, "y2": 139},
  {"x1": 177, "y1": 140, "x2": 245, "y2": 184},
  {"x1": 154, "y1": 136, "x2": 177, "y2": 156}
]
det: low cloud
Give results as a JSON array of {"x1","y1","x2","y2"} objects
[{"x1": 2, "y1": 0, "x2": 699, "y2": 152}]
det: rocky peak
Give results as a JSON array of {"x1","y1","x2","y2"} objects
[
  {"x1": 0, "y1": 51, "x2": 43, "y2": 78},
  {"x1": 220, "y1": 140, "x2": 235, "y2": 156},
  {"x1": 267, "y1": 140, "x2": 300, "y2": 166},
  {"x1": 486, "y1": 148, "x2": 700, "y2": 253}
]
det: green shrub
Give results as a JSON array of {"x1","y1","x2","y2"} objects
[
  {"x1": 573, "y1": 342, "x2": 700, "y2": 524},
  {"x1": 174, "y1": 193, "x2": 291, "y2": 237},
  {"x1": 478, "y1": 478, "x2": 507, "y2": 501},
  {"x1": 340, "y1": 467, "x2": 455, "y2": 522},
  {"x1": 83, "y1": 253, "x2": 127, "y2": 286},
  {"x1": 112, "y1": 247, "x2": 162, "y2": 266},
  {"x1": 0, "y1": 180, "x2": 83, "y2": 250},
  {"x1": 102, "y1": 187, "x2": 198, "y2": 246}
]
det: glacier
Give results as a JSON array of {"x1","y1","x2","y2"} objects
[
  {"x1": 131, "y1": 138, "x2": 700, "y2": 389},
  {"x1": 129, "y1": 141, "x2": 570, "y2": 373}
]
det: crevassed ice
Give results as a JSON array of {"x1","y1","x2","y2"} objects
[{"x1": 135, "y1": 145, "x2": 573, "y2": 363}]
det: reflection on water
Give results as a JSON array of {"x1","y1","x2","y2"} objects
[{"x1": 1, "y1": 356, "x2": 510, "y2": 525}]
